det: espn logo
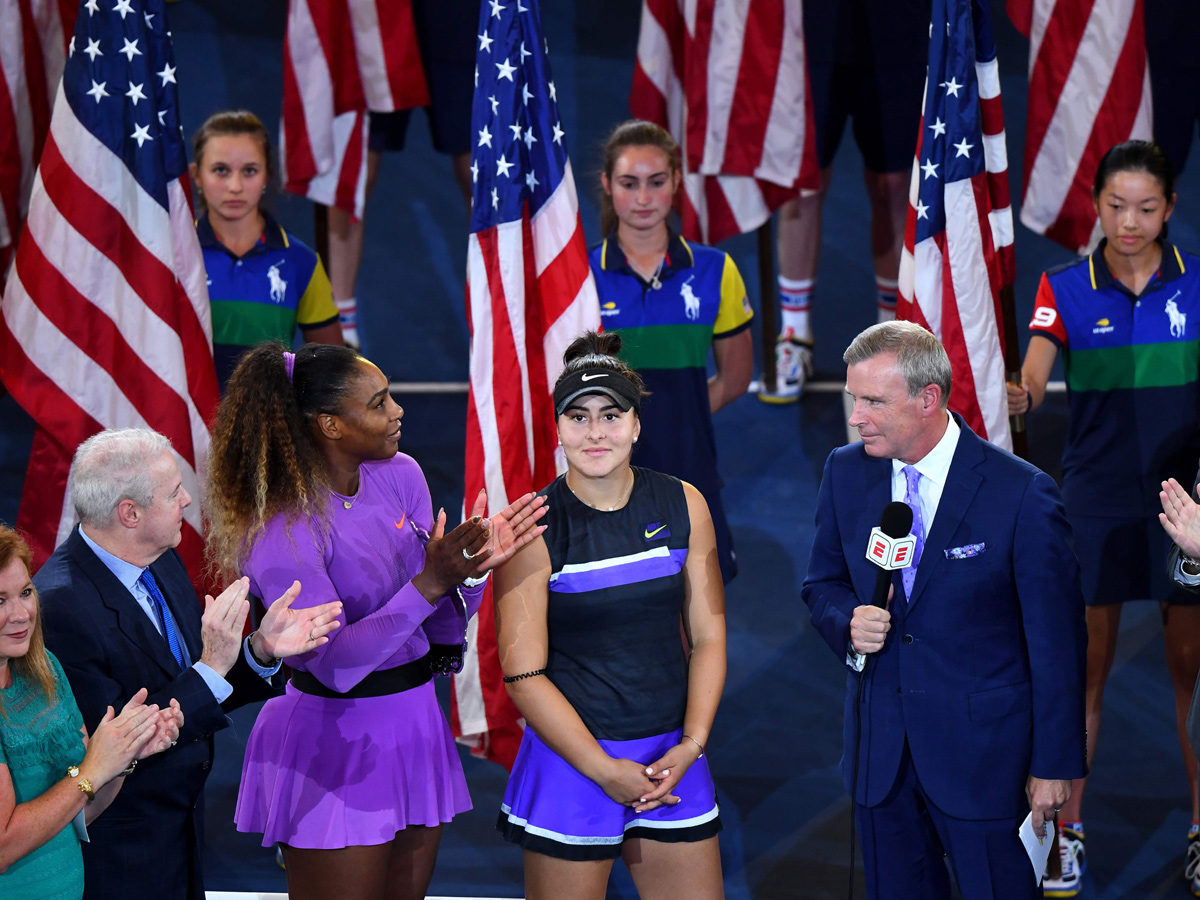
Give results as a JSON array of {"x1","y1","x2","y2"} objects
[{"x1": 865, "y1": 527, "x2": 917, "y2": 570}]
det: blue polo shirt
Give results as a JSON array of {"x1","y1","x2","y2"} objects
[
  {"x1": 198, "y1": 211, "x2": 338, "y2": 390},
  {"x1": 588, "y1": 232, "x2": 751, "y2": 582},
  {"x1": 1029, "y1": 239, "x2": 1200, "y2": 516}
]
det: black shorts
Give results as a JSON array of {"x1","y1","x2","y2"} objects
[
  {"x1": 803, "y1": 0, "x2": 930, "y2": 172},
  {"x1": 367, "y1": 0, "x2": 476, "y2": 156},
  {"x1": 1071, "y1": 513, "x2": 1199, "y2": 606}
]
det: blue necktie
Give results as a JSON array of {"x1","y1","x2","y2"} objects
[
  {"x1": 138, "y1": 569, "x2": 186, "y2": 669},
  {"x1": 902, "y1": 465, "x2": 926, "y2": 600}
]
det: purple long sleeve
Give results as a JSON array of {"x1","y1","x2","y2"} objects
[{"x1": 244, "y1": 454, "x2": 471, "y2": 693}]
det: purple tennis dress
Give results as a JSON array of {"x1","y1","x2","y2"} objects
[{"x1": 233, "y1": 453, "x2": 484, "y2": 849}]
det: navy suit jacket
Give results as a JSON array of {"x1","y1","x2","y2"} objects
[
  {"x1": 802, "y1": 417, "x2": 1088, "y2": 820},
  {"x1": 34, "y1": 526, "x2": 275, "y2": 900}
]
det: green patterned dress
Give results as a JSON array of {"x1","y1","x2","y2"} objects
[{"x1": 0, "y1": 651, "x2": 86, "y2": 900}]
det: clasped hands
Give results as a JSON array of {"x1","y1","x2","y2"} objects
[
  {"x1": 413, "y1": 488, "x2": 549, "y2": 601},
  {"x1": 200, "y1": 578, "x2": 344, "y2": 676},
  {"x1": 597, "y1": 739, "x2": 705, "y2": 814}
]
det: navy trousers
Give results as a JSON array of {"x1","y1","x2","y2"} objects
[{"x1": 856, "y1": 743, "x2": 1040, "y2": 900}]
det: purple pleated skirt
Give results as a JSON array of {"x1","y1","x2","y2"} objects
[
  {"x1": 499, "y1": 727, "x2": 721, "y2": 860},
  {"x1": 234, "y1": 679, "x2": 471, "y2": 848}
]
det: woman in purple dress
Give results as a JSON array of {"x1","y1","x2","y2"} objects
[{"x1": 205, "y1": 342, "x2": 546, "y2": 900}]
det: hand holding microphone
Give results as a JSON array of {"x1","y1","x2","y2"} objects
[{"x1": 851, "y1": 502, "x2": 915, "y2": 656}]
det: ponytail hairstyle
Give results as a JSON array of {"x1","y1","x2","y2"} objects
[
  {"x1": 205, "y1": 342, "x2": 364, "y2": 577},
  {"x1": 1092, "y1": 140, "x2": 1176, "y2": 201},
  {"x1": 598, "y1": 120, "x2": 680, "y2": 237},
  {"x1": 554, "y1": 331, "x2": 648, "y2": 401},
  {"x1": 190, "y1": 109, "x2": 274, "y2": 212},
  {"x1": 0, "y1": 524, "x2": 56, "y2": 715}
]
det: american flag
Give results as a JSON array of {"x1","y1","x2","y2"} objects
[
  {"x1": 630, "y1": 0, "x2": 819, "y2": 245},
  {"x1": 450, "y1": 0, "x2": 600, "y2": 769},
  {"x1": 0, "y1": 0, "x2": 219, "y2": 577},
  {"x1": 280, "y1": 0, "x2": 430, "y2": 219},
  {"x1": 897, "y1": 0, "x2": 1015, "y2": 449},
  {"x1": 0, "y1": 0, "x2": 76, "y2": 281},
  {"x1": 1011, "y1": 0, "x2": 1152, "y2": 254}
]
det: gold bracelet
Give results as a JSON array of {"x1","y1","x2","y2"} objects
[{"x1": 682, "y1": 733, "x2": 705, "y2": 758}]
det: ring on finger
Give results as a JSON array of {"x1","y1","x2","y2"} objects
[{"x1": 462, "y1": 547, "x2": 478, "y2": 561}]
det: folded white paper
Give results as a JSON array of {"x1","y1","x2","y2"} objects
[{"x1": 1018, "y1": 812, "x2": 1053, "y2": 883}]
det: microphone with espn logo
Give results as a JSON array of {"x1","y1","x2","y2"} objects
[{"x1": 866, "y1": 501, "x2": 915, "y2": 608}]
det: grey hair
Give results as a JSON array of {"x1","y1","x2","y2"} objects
[
  {"x1": 843, "y1": 321, "x2": 952, "y2": 405},
  {"x1": 70, "y1": 428, "x2": 174, "y2": 526}
]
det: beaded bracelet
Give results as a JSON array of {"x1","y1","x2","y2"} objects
[{"x1": 502, "y1": 668, "x2": 546, "y2": 683}]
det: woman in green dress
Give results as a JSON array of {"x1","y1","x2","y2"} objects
[{"x1": 0, "y1": 524, "x2": 183, "y2": 899}]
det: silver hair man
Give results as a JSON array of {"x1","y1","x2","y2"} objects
[
  {"x1": 70, "y1": 427, "x2": 173, "y2": 526},
  {"x1": 843, "y1": 320, "x2": 952, "y2": 405}
]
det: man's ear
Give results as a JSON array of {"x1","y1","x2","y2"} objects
[{"x1": 115, "y1": 498, "x2": 140, "y2": 530}]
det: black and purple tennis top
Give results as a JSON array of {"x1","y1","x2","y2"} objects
[{"x1": 539, "y1": 467, "x2": 691, "y2": 741}]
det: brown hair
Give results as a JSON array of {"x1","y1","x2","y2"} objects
[
  {"x1": 599, "y1": 120, "x2": 680, "y2": 237},
  {"x1": 191, "y1": 109, "x2": 273, "y2": 209},
  {"x1": 205, "y1": 342, "x2": 365, "y2": 578},
  {"x1": 555, "y1": 331, "x2": 648, "y2": 400},
  {"x1": 0, "y1": 525, "x2": 57, "y2": 713}
]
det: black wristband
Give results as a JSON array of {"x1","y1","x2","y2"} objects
[{"x1": 502, "y1": 668, "x2": 546, "y2": 684}]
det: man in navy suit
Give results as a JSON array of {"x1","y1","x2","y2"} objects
[
  {"x1": 802, "y1": 321, "x2": 1087, "y2": 899},
  {"x1": 34, "y1": 428, "x2": 342, "y2": 900}
]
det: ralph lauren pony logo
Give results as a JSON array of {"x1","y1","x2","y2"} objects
[{"x1": 643, "y1": 522, "x2": 670, "y2": 541}]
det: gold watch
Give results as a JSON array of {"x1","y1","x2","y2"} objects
[{"x1": 67, "y1": 765, "x2": 95, "y2": 803}]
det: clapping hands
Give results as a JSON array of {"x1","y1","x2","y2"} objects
[
  {"x1": 1160, "y1": 478, "x2": 1200, "y2": 558},
  {"x1": 414, "y1": 489, "x2": 548, "y2": 600},
  {"x1": 83, "y1": 688, "x2": 186, "y2": 787}
]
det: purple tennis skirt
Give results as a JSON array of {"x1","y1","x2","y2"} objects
[
  {"x1": 498, "y1": 726, "x2": 721, "y2": 860},
  {"x1": 234, "y1": 679, "x2": 471, "y2": 849}
]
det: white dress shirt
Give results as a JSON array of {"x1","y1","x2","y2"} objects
[
  {"x1": 890, "y1": 410, "x2": 961, "y2": 539},
  {"x1": 848, "y1": 410, "x2": 960, "y2": 672}
]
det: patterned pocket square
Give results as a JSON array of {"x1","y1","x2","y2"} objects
[{"x1": 945, "y1": 542, "x2": 985, "y2": 559}]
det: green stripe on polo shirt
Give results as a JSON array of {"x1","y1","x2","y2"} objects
[
  {"x1": 211, "y1": 300, "x2": 298, "y2": 347},
  {"x1": 1066, "y1": 340, "x2": 1200, "y2": 391},
  {"x1": 612, "y1": 324, "x2": 714, "y2": 370}
]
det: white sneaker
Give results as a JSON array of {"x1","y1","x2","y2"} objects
[
  {"x1": 1185, "y1": 833, "x2": 1200, "y2": 895},
  {"x1": 1042, "y1": 828, "x2": 1084, "y2": 897},
  {"x1": 757, "y1": 336, "x2": 813, "y2": 404}
]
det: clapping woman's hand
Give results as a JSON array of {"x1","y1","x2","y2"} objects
[
  {"x1": 477, "y1": 489, "x2": 548, "y2": 571},
  {"x1": 137, "y1": 698, "x2": 184, "y2": 760},
  {"x1": 412, "y1": 507, "x2": 493, "y2": 600},
  {"x1": 81, "y1": 688, "x2": 160, "y2": 786},
  {"x1": 1161, "y1": 477, "x2": 1200, "y2": 558}
]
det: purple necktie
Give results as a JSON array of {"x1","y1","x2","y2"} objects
[{"x1": 902, "y1": 465, "x2": 925, "y2": 600}]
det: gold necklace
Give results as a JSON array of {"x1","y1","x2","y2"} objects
[{"x1": 566, "y1": 470, "x2": 634, "y2": 512}]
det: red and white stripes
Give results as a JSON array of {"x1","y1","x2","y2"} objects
[
  {"x1": 898, "y1": 1, "x2": 1015, "y2": 450},
  {"x1": 631, "y1": 0, "x2": 817, "y2": 245},
  {"x1": 0, "y1": 83, "x2": 219, "y2": 570},
  {"x1": 0, "y1": 0, "x2": 74, "y2": 276},
  {"x1": 454, "y1": 162, "x2": 599, "y2": 766},
  {"x1": 280, "y1": 0, "x2": 428, "y2": 218},
  {"x1": 1017, "y1": 0, "x2": 1152, "y2": 254}
]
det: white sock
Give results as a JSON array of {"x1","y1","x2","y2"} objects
[
  {"x1": 876, "y1": 275, "x2": 898, "y2": 323},
  {"x1": 778, "y1": 276, "x2": 813, "y2": 342},
  {"x1": 336, "y1": 297, "x2": 359, "y2": 346}
]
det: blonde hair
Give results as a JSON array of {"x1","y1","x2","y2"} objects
[{"x1": 0, "y1": 525, "x2": 57, "y2": 714}]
